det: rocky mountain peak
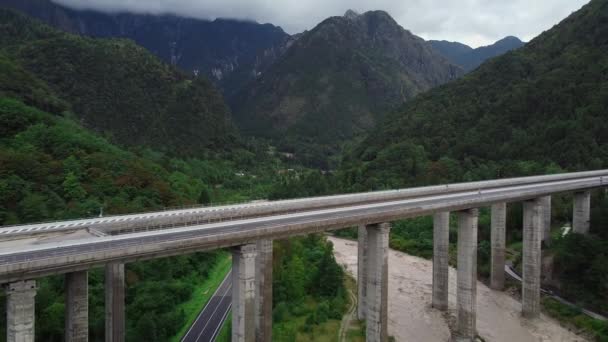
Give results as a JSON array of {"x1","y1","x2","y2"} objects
[
  {"x1": 492, "y1": 36, "x2": 524, "y2": 47},
  {"x1": 344, "y1": 9, "x2": 360, "y2": 20},
  {"x1": 232, "y1": 8, "x2": 464, "y2": 166}
]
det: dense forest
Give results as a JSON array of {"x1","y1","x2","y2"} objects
[
  {"x1": 342, "y1": 0, "x2": 608, "y2": 189},
  {"x1": 334, "y1": 0, "x2": 608, "y2": 339},
  {"x1": 0, "y1": 88, "x2": 347, "y2": 341},
  {"x1": 0, "y1": 9, "x2": 236, "y2": 156},
  {"x1": 0, "y1": 95, "x2": 349, "y2": 341},
  {"x1": 0, "y1": 10, "x2": 349, "y2": 341},
  {"x1": 279, "y1": 0, "x2": 608, "y2": 340},
  {"x1": 2, "y1": 0, "x2": 608, "y2": 340},
  {"x1": 232, "y1": 10, "x2": 462, "y2": 168}
]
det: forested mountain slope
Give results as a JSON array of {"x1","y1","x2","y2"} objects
[
  {"x1": 0, "y1": 9, "x2": 237, "y2": 155},
  {"x1": 342, "y1": 0, "x2": 608, "y2": 189},
  {"x1": 0, "y1": 97, "x2": 346, "y2": 340},
  {"x1": 0, "y1": 33, "x2": 347, "y2": 342},
  {"x1": 233, "y1": 10, "x2": 463, "y2": 166},
  {"x1": 1, "y1": 0, "x2": 292, "y2": 98}
]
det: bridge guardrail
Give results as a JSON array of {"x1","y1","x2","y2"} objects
[{"x1": 1, "y1": 169, "x2": 608, "y2": 239}]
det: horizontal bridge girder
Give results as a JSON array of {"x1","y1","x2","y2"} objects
[
  {"x1": 0, "y1": 175, "x2": 606, "y2": 283},
  {"x1": 2, "y1": 170, "x2": 607, "y2": 240}
]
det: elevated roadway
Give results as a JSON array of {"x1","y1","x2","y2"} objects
[
  {"x1": 2, "y1": 170, "x2": 607, "y2": 240},
  {"x1": 1, "y1": 174, "x2": 606, "y2": 283},
  {"x1": 2, "y1": 169, "x2": 608, "y2": 342}
]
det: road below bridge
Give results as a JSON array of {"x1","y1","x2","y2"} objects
[
  {"x1": 505, "y1": 265, "x2": 607, "y2": 322},
  {"x1": 182, "y1": 270, "x2": 232, "y2": 342}
]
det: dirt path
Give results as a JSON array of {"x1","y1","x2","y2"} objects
[
  {"x1": 339, "y1": 286, "x2": 358, "y2": 342},
  {"x1": 329, "y1": 237, "x2": 586, "y2": 342}
]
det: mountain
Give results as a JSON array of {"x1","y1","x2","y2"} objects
[
  {"x1": 430, "y1": 36, "x2": 525, "y2": 72},
  {"x1": 342, "y1": 0, "x2": 608, "y2": 189},
  {"x1": 0, "y1": 0, "x2": 291, "y2": 98},
  {"x1": 0, "y1": 9, "x2": 237, "y2": 155},
  {"x1": 428, "y1": 40, "x2": 473, "y2": 63},
  {"x1": 232, "y1": 10, "x2": 464, "y2": 166}
]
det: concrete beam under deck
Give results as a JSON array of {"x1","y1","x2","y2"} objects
[
  {"x1": 432, "y1": 212, "x2": 450, "y2": 310},
  {"x1": 365, "y1": 223, "x2": 390, "y2": 342},
  {"x1": 457, "y1": 209, "x2": 478, "y2": 341}
]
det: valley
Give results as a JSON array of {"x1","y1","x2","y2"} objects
[{"x1": 0, "y1": 0, "x2": 607, "y2": 341}]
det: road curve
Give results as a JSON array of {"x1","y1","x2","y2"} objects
[
  {"x1": 182, "y1": 270, "x2": 232, "y2": 342},
  {"x1": 504, "y1": 265, "x2": 607, "y2": 321}
]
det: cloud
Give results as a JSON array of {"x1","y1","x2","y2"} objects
[{"x1": 53, "y1": 0, "x2": 590, "y2": 47}]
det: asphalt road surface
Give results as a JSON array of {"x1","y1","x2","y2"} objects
[
  {"x1": 182, "y1": 270, "x2": 232, "y2": 342},
  {"x1": 1, "y1": 177, "x2": 601, "y2": 268}
]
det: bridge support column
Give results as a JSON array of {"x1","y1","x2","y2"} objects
[
  {"x1": 490, "y1": 203, "x2": 506, "y2": 290},
  {"x1": 365, "y1": 223, "x2": 390, "y2": 342},
  {"x1": 522, "y1": 198, "x2": 542, "y2": 318},
  {"x1": 541, "y1": 196, "x2": 552, "y2": 246},
  {"x1": 357, "y1": 224, "x2": 368, "y2": 320},
  {"x1": 573, "y1": 191, "x2": 591, "y2": 234},
  {"x1": 66, "y1": 271, "x2": 88, "y2": 342},
  {"x1": 457, "y1": 209, "x2": 478, "y2": 341},
  {"x1": 432, "y1": 212, "x2": 450, "y2": 310},
  {"x1": 5, "y1": 280, "x2": 36, "y2": 342},
  {"x1": 255, "y1": 239, "x2": 273, "y2": 342},
  {"x1": 232, "y1": 244, "x2": 257, "y2": 342},
  {"x1": 105, "y1": 263, "x2": 125, "y2": 342}
]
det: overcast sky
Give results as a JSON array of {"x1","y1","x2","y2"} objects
[{"x1": 54, "y1": 0, "x2": 589, "y2": 47}]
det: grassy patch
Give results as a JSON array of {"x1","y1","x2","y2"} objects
[
  {"x1": 275, "y1": 274, "x2": 359, "y2": 341},
  {"x1": 542, "y1": 297, "x2": 608, "y2": 341},
  {"x1": 215, "y1": 316, "x2": 232, "y2": 342},
  {"x1": 169, "y1": 252, "x2": 232, "y2": 342},
  {"x1": 271, "y1": 298, "x2": 343, "y2": 341},
  {"x1": 343, "y1": 275, "x2": 365, "y2": 342}
]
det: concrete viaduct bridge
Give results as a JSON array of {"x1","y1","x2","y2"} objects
[{"x1": 1, "y1": 170, "x2": 607, "y2": 342}]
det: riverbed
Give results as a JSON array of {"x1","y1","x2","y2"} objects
[{"x1": 328, "y1": 237, "x2": 586, "y2": 342}]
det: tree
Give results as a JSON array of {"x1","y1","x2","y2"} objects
[
  {"x1": 198, "y1": 187, "x2": 212, "y2": 205},
  {"x1": 313, "y1": 244, "x2": 344, "y2": 297},
  {"x1": 62, "y1": 172, "x2": 86, "y2": 200}
]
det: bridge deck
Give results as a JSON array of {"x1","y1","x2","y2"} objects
[
  {"x1": 0, "y1": 175, "x2": 605, "y2": 283},
  {"x1": 2, "y1": 170, "x2": 607, "y2": 240}
]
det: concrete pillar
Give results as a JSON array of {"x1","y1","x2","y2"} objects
[
  {"x1": 105, "y1": 263, "x2": 125, "y2": 342},
  {"x1": 365, "y1": 222, "x2": 390, "y2": 342},
  {"x1": 540, "y1": 196, "x2": 552, "y2": 246},
  {"x1": 573, "y1": 191, "x2": 591, "y2": 234},
  {"x1": 490, "y1": 203, "x2": 506, "y2": 290},
  {"x1": 522, "y1": 198, "x2": 542, "y2": 318},
  {"x1": 66, "y1": 271, "x2": 89, "y2": 342},
  {"x1": 457, "y1": 209, "x2": 478, "y2": 341},
  {"x1": 232, "y1": 244, "x2": 257, "y2": 342},
  {"x1": 432, "y1": 212, "x2": 450, "y2": 310},
  {"x1": 357, "y1": 224, "x2": 368, "y2": 320},
  {"x1": 255, "y1": 239, "x2": 273, "y2": 342},
  {"x1": 5, "y1": 280, "x2": 36, "y2": 342}
]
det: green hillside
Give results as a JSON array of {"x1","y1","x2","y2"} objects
[
  {"x1": 0, "y1": 12, "x2": 349, "y2": 339},
  {"x1": 0, "y1": 97, "x2": 347, "y2": 341},
  {"x1": 342, "y1": 0, "x2": 608, "y2": 189},
  {"x1": 233, "y1": 10, "x2": 462, "y2": 167},
  {"x1": 0, "y1": 9, "x2": 237, "y2": 155},
  {"x1": 337, "y1": 1, "x2": 608, "y2": 337}
]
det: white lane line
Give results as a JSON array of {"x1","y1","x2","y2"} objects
[
  {"x1": 182, "y1": 271, "x2": 232, "y2": 341},
  {"x1": 208, "y1": 301, "x2": 232, "y2": 342},
  {"x1": 0, "y1": 177, "x2": 601, "y2": 256},
  {"x1": 194, "y1": 276, "x2": 233, "y2": 342},
  {"x1": 3, "y1": 172, "x2": 606, "y2": 235}
]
